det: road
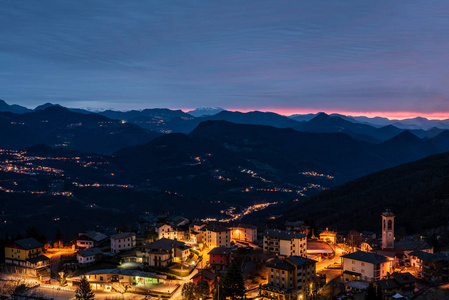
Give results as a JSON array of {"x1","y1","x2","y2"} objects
[{"x1": 170, "y1": 260, "x2": 202, "y2": 300}]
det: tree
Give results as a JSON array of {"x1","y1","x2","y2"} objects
[
  {"x1": 212, "y1": 279, "x2": 225, "y2": 300},
  {"x1": 75, "y1": 277, "x2": 95, "y2": 300},
  {"x1": 194, "y1": 279, "x2": 210, "y2": 299},
  {"x1": 182, "y1": 282, "x2": 195, "y2": 300},
  {"x1": 222, "y1": 259, "x2": 245, "y2": 299}
]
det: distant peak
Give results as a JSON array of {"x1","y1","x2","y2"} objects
[
  {"x1": 34, "y1": 102, "x2": 63, "y2": 110},
  {"x1": 187, "y1": 107, "x2": 226, "y2": 117}
]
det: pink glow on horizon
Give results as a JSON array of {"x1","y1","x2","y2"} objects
[{"x1": 181, "y1": 107, "x2": 449, "y2": 120}]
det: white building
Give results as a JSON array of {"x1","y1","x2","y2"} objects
[
  {"x1": 77, "y1": 248, "x2": 103, "y2": 265},
  {"x1": 110, "y1": 232, "x2": 136, "y2": 254},
  {"x1": 341, "y1": 251, "x2": 392, "y2": 282},
  {"x1": 156, "y1": 224, "x2": 187, "y2": 241},
  {"x1": 263, "y1": 229, "x2": 307, "y2": 257},
  {"x1": 201, "y1": 224, "x2": 231, "y2": 248},
  {"x1": 230, "y1": 224, "x2": 257, "y2": 243}
]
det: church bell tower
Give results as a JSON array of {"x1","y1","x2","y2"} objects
[{"x1": 382, "y1": 209, "x2": 395, "y2": 249}]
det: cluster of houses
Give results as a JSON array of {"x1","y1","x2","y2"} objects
[{"x1": 2, "y1": 210, "x2": 449, "y2": 299}]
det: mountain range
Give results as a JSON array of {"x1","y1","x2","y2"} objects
[
  {"x1": 0, "y1": 106, "x2": 161, "y2": 153},
  {"x1": 282, "y1": 150, "x2": 449, "y2": 237}
]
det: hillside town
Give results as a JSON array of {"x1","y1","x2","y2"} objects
[{"x1": 1, "y1": 209, "x2": 448, "y2": 300}]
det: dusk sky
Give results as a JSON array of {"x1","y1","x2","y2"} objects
[{"x1": 1, "y1": 1, "x2": 449, "y2": 118}]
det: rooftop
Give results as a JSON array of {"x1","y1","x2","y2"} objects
[
  {"x1": 263, "y1": 229, "x2": 307, "y2": 240},
  {"x1": 26, "y1": 255, "x2": 50, "y2": 264},
  {"x1": 208, "y1": 247, "x2": 233, "y2": 255},
  {"x1": 287, "y1": 256, "x2": 317, "y2": 267},
  {"x1": 266, "y1": 258, "x2": 296, "y2": 271},
  {"x1": 192, "y1": 269, "x2": 217, "y2": 281},
  {"x1": 142, "y1": 238, "x2": 187, "y2": 251},
  {"x1": 394, "y1": 237, "x2": 432, "y2": 251},
  {"x1": 110, "y1": 232, "x2": 136, "y2": 239},
  {"x1": 13, "y1": 238, "x2": 43, "y2": 250},
  {"x1": 86, "y1": 268, "x2": 166, "y2": 279},
  {"x1": 342, "y1": 251, "x2": 389, "y2": 264},
  {"x1": 78, "y1": 248, "x2": 103, "y2": 257}
]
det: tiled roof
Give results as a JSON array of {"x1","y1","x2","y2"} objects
[
  {"x1": 192, "y1": 270, "x2": 217, "y2": 281},
  {"x1": 110, "y1": 232, "x2": 136, "y2": 239},
  {"x1": 341, "y1": 251, "x2": 389, "y2": 264},
  {"x1": 78, "y1": 248, "x2": 102, "y2": 257},
  {"x1": 287, "y1": 256, "x2": 317, "y2": 267},
  {"x1": 14, "y1": 238, "x2": 43, "y2": 250},
  {"x1": 266, "y1": 258, "x2": 295, "y2": 271},
  {"x1": 376, "y1": 279, "x2": 400, "y2": 290},
  {"x1": 26, "y1": 255, "x2": 50, "y2": 264},
  {"x1": 208, "y1": 247, "x2": 232, "y2": 255},
  {"x1": 394, "y1": 238, "x2": 432, "y2": 251},
  {"x1": 86, "y1": 268, "x2": 166, "y2": 279},
  {"x1": 263, "y1": 229, "x2": 306, "y2": 240},
  {"x1": 142, "y1": 238, "x2": 186, "y2": 251},
  {"x1": 84, "y1": 231, "x2": 108, "y2": 242},
  {"x1": 391, "y1": 272, "x2": 417, "y2": 284}
]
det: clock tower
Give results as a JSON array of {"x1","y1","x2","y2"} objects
[{"x1": 382, "y1": 209, "x2": 395, "y2": 249}]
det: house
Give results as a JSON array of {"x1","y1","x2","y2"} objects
[
  {"x1": 71, "y1": 231, "x2": 108, "y2": 249},
  {"x1": 140, "y1": 238, "x2": 191, "y2": 267},
  {"x1": 156, "y1": 224, "x2": 188, "y2": 241},
  {"x1": 190, "y1": 221, "x2": 206, "y2": 243},
  {"x1": 263, "y1": 229, "x2": 307, "y2": 257},
  {"x1": 201, "y1": 224, "x2": 231, "y2": 248},
  {"x1": 319, "y1": 228, "x2": 337, "y2": 244},
  {"x1": 284, "y1": 221, "x2": 310, "y2": 235},
  {"x1": 77, "y1": 247, "x2": 103, "y2": 265},
  {"x1": 394, "y1": 237, "x2": 433, "y2": 262},
  {"x1": 341, "y1": 251, "x2": 392, "y2": 282},
  {"x1": 260, "y1": 256, "x2": 316, "y2": 300},
  {"x1": 69, "y1": 268, "x2": 166, "y2": 292},
  {"x1": 408, "y1": 250, "x2": 449, "y2": 282},
  {"x1": 230, "y1": 224, "x2": 257, "y2": 243},
  {"x1": 166, "y1": 215, "x2": 189, "y2": 227},
  {"x1": 110, "y1": 232, "x2": 136, "y2": 254},
  {"x1": 208, "y1": 247, "x2": 232, "y2": 271},
  {"x1": 375, "y1": 272, "x2": 417, "y2": 298},
  {"x1": 192, "y1": 269, "x2": 218, "y2": 289},
  {"x1": 4, "y1": 238, "x2": 50, "y2": 280}
]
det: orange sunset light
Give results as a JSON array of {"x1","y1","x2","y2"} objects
[{"x1": 221, "y1": 108, "x2": 449, "y2": 120}]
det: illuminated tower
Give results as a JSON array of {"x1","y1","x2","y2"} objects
[{"x1": 382, "y1": 209, "x2": 395, "y2": 249}]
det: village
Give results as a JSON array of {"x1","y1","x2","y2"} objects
[{"x1": 1, "y1": 209, "x2": 448, "y2": 300}]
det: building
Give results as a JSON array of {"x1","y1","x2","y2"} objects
[
  {"x1": 408, "y1": 250, "x2": 449, "y2": 282},
  {"x1": 208, "y1": 247, "x2": 232, "y2": 271},
  {"x1": 190, "y1": 221, "x2": 206, "y2": 243},
  {"x1": 381, "y1": 210, "x2": 395, "y2": 249},
  {"x1": 260, "y1": 256, "x2": 317, "y2": 300},
  {"x1": 71, "y1": 268, "x2": 166, "y2": 293},
  {"x1": 156, "y1": 224, "x2": 188, "y2": 241},
  {"x1": 77, "y1": 248, "x2": 103, "y2": 265},
  {"x1": 192, "y1": 269, "x2": 218, "y2": 289},
  {"x1": 319, "y1": 228, "x2": 337, "y2": 244},
  {"x1": 4, "y1": 238, "x2": 50, "y2": 280},
  {"x1": 140, "y1": 238, "x2": 191, "y2": 267},
  {"x1": 375, "y1": 272, "x2": 417, "y2": 298},
  {"x1": 71, "y1": 231, "x2": 108, "y2": 249},
  {"x1": 394, "y1": 237, "x2": 433, "y2": 263},
  {"x1": 230, "y1": 224, "x2": 257, "y2": 243},
  {"x1": 110, "y1": 232, "x2": 136, "y2": 254},
  {"x1": 263, "y1": 229, "x2": 307, "y2": 257},
  {"x1": 201, "y1": 224, "x2": 231, "y2": 248},
  {"x1": 341, "y1": 251, "x2": 392, "y2": 282},
  {"x1": 284, "y1": 221, "x2": 310, "y2": 235}
]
